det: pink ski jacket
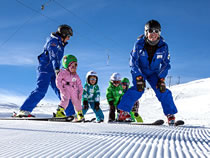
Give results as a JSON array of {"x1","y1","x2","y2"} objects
[{"x1": 56, "y1": 69, "x2": 83, "y2": 112}]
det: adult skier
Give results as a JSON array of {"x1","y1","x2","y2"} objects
[
  {"x1": 118, "y1": 20, "x2": 178, "y2": 125},
  {"x1": 16, "y1": 24, "x2": 75, "y2": 117}
]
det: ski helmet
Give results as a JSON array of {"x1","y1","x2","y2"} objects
[
  {"x1": 62, "y1": 55, "x2": 77, "y2": 69},
  {"x1": 86, "y1": 70, "x2": 98, "y2": 85},
  {"x1": 144, "y1": 20, "x2": 161, "y2": 37},
  {"x1": 110, "y1": 73, "x2": 121, "y2": 81},
  {"x1": 57, "y1": 24, "x2": 73, "y2": 38},
  {"x1": 121, "y1": 78, "x2": 130, "y2": 85}
]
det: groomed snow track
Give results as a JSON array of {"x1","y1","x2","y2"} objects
[{"x1": 0, "y1": 120, "x2": 209, "y2": 158}]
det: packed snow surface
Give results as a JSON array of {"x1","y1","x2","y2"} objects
[{"x1": 0, "y1": 78, "x2": 210, "y2": 157}]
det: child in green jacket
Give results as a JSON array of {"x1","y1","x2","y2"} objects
[
  {"x1": 106, "y1": 73, "x2": 130, "y2": 122},
  {"x1": 121, "y1": 78, "x2": 143, "y2": 122},
  {"x1": 82, "y1": 71, "x2": 104, "y2": 122}
]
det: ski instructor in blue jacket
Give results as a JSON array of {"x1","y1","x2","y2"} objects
[
  {"x1": 16, "y1": 24, "x2": 75, "y2": 117},
  {"x1": 118, "y1": 20, "x2": 178, "y2": 125}
]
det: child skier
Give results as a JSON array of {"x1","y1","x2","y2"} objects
[
  {"x1": 106, "y1": 73, "x2": 130, "y2": 122},
  {"x1": 121, "y1": 78, "x2": 143, "y2": 122},
  {"x1": 82, "y1": 71, "x2": 104, "y2": 123},
  {"x1": 55, "y1": 55, "x2": 84, "y2": 121}
]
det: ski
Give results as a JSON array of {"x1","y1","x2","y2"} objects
[
  {"x1": 0, "y1": 116, "x2": 74, "y2": 122},
  {"x1": 84, "y1": 118, "x2": 96, "y2": 122},
  {"x1": 174, "y1": 120, "x2": 185, "y2": 126},
  {"x1": 109, "y1": 119, "x2": 164, "y2": 126},
  {"x1": 0, "y1": 117, "x2": 98, "y2": 123},
  {"x1": 131, "y1": 119, "x2": 164, "y2": 125},
  {"x1": 71, "y1": 118, "x2": 96, "y2": 123}
]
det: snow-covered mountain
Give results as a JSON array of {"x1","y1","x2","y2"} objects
[{"x1": 0, "y1": 78, "x2": 209, "y2": 157}]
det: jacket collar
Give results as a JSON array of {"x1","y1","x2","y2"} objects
[
  {"x1": 137, "y1": 35, "x2": 166, "y2": 48},
  {"x1": 50, "y1": 33, "x2": 68, "y2": 47}
]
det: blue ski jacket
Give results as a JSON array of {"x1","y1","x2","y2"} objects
[
  {"x1": 38, "y1": 33, "x2": 67, "y2": 72},
  {"x1": 130, "y1": 35, "x2": 171, "y2": 80}
]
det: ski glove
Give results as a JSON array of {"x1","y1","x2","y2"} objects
[
  {"x1": 83, "y1": 100, "x2": 89, "y2": 110},
  {"x1": 55, "y1": 69, "x2": 60, "y2": 76},
  {"x1": 136, "y1": 76, "x2": 146, "y2": 91},
  {"x1": 156, "y1": 78, "x2": 166, "y2": 93},
  {"x1": 94, "y1": 102, "x2": 100, "y2": 111}
]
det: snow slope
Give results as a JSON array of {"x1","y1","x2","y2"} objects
[{"x1": 0, "y1": 78, "x2": 210, "y2": 157}]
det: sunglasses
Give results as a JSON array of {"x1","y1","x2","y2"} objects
[
  {"x1": 89, "y1": 78, "x2": 97, "y2": 81},
  {"x1": 113, "y1": 81, "x2": 121, "y2": 85},
  {"x1": 148, "y1": 29, "x2": 159, "y2": 34}
]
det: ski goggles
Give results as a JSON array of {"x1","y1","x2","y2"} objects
[
  {"x1": 112, "y1": 81, "x2": 121, "y2": 85},
  {"x1": 121, "y1": 82, "x2": 129, "y2": 86},
  {"x1": 147, "y1": 29, "x2": 160, "y2": 34},
  {"x1": 89, "y1": 78, "x2": 97, "y2": 81}
]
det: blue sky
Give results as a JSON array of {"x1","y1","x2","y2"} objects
[{"x1": 0, "y1": 0, "x2": 210, "y2": 100}]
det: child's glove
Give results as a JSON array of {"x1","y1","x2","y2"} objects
[
  {"x1": 156, "y1": 78, "x2": 166, "y2": 93},
  {"x1": 136, "y1": 76, "x2": 146, "y2": 91},
  {"x1": 83, "y1": 100, "x2": 89, "y2": 110},
  {"x1": 55, "y1": 69, "x2": 60, "y2": 76},
  {"x1": 94, "y1": 102, "x2": 100, "y2": 111}
]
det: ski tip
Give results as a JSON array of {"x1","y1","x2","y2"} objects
[
  {"x1": 152, "y1": 119, "x2": 164, "y2": 125},
  {"x1": 175, "y1": 120, "x2": 185, "y2": 126}
]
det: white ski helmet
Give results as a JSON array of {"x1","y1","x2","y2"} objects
[
  {"x1": 110, "y1": 72, "x2": 121, "y2": 81},
  {"x1": 86, "y1": 70, "x2": 98, "y2": 84}
]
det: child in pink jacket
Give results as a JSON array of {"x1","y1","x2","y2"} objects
[{"x1": 55, "y1": 55, "x2": 84, "y2": 121}]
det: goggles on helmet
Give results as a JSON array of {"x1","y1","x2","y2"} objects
[
  {"x1": 112, "y1": 80, "x2": 121, "y2": 85},
  {"x1": 89, "y1": 78, "x2": 97, "y2": 81},
  {"x1": 121, "y1": 82, "x2": 129, "y2": 86}
]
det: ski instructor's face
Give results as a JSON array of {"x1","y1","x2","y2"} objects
[
  {"x1": 63, "y1": 35, "x2": 70, "y2": 43},
  {"x1": 147, "y1": 31, "x2": 159, "y2": 42}
]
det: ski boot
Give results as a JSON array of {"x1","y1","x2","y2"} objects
[
  {"x1": 15, "y1": 110, "x2": 35, "y2": 117},
  {"x1": 76, "y1": 110, "x2": 85, "y2": 122},
  {"x1": 118, "y1": 110, "x2": 131, "y2": 122},
  {"x1": 96, "y1": 119, "x2": 104, "y2": 123},
  {"x1": 134, "y1": 113, "x2": 143, "y2": 123},
  {"x1": 167, "y1": 114, "x2": 175, "y2": 125},
  {"x1": 55, "y1": 106, "x2": 66, "y2": 118}
]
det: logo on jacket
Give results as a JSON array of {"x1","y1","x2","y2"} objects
[
  {"x1": 72, "y1": 78, "x2": 76, "y2": 82},
  {"x1": 157, "y1": 55, "x2": 163, "y2": 59},
  {"x1": 119, "y1": 90, "x2": 122, "y2": 94},
  {"x1": 51, "y1": 43, "x2": 57, "y2": 47},
  {"x1": 90, "y1": 88, "x2": 94, "y2": 93}
]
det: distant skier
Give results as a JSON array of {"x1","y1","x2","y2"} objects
[
  {"x1": 106, "y1": 73, "x2": 130, "y2": 122},
  {"x1": 82, "y1": 71, "x2": 104, "y2": 123},
  {"x1": 118, "y1": 20, "x2": 178, "y2": 125},
  {"x1": 121, "y1": 78, "x2": 143, "y2": 122},
  {"x1": 56, "y1": 55, "x2": 84, "y2": 121},
  {"x1": 16, "y1": 25, "x2": 75, "y2": 117}
]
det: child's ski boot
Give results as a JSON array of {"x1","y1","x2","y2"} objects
[
  {"x1": 167, "y1": 114, "x2": 175, "y2": 125},
  {"x1": 134, "y1": 113, "x2": 143, "y2": 123},
  {"x1": 76, "y1": 110, "x2": 85, "y2": 122},
  {"x1": 55, "y1": 106, "x2": 66, "y2": 118}
]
